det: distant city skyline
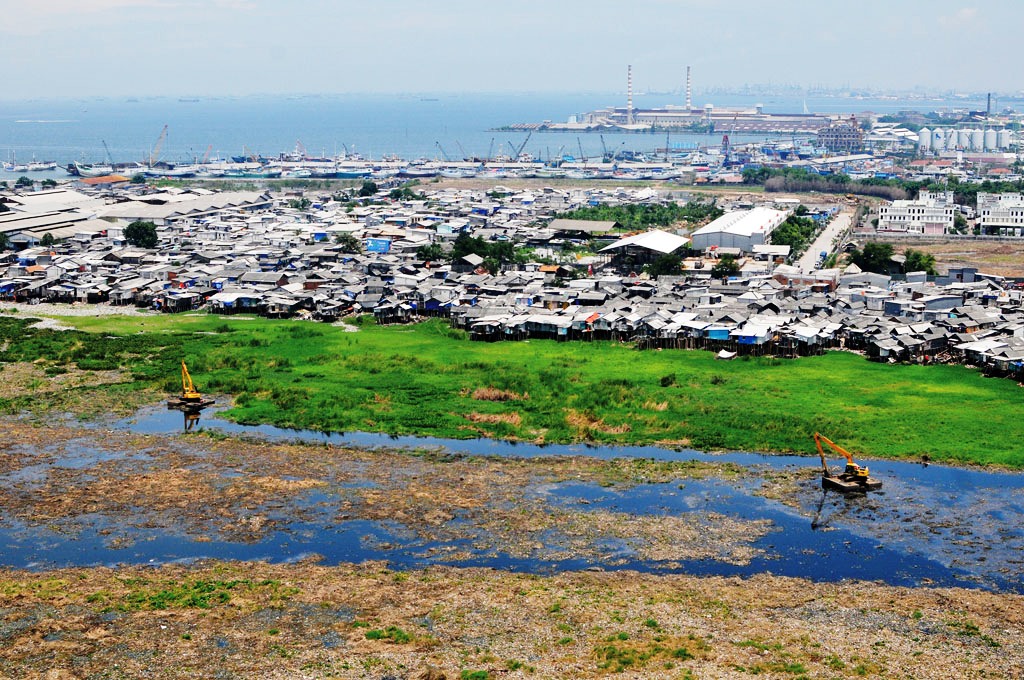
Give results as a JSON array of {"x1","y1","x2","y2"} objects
[{"x1": 1, "y1": 0, "x2": 1022, "y2": 100}]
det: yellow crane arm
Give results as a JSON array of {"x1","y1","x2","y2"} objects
[
  {"x1": 813, "y1": 432, "x2": 869, "y2": 478},
  {"x1": 814, "y1": 433, "x2": 854, "y2": 465},
  {"x1": 181, "y1": 360, "x2": 201, "y2": 400}
]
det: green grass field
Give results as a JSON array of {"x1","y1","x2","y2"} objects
[{"x1": 1, "y1": 313, "x2": 1021, "y2": 467}]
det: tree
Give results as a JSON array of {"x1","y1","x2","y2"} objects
[
  {"x1": 0, "y1": 232, "x2": 9, "y2": 251},
  {"x1": 389, "y1": 186, "x2": 424, "y2": 201},
  {"x1": 40, "y1": 232, "x2": 55, "y2": 247},
  {"x1": 481, "y1": 257, "x2": 500, "y2": 275},
  {"x1": 953, "y1": 212, "x2": 968, "y2": 234},
  {"x1": 769, "y1": 214, "x2": 817, "y2": 251},
  {"x1": 644, "y1": 252, "x2": 682, "y2": 279},
  {"x1": 416, "y1": 242, "x2": 446, "y2": 261},
  {"x1": 15, "y1": 176, "x2": 32, "y2": 188},
  {"x1": 849, "y1": 242, "x2": 894, "y2": 274},
  {"x1": 334, "y1": 232, "x2": 362, "y2": 253},
  {"x1": 130, "y1": 173, "x2": 146, "y2": 184},
  {"x1": 710, "y1": 254, "x2": 740, "y2": 279},
  {"x1": 41, "y1": 178, "x2": 57, "y2": 188},
  {"x1": 287, "y1": 197, "x2": 312, "y2": 210},
  {"x1": 451, "y1": 232, "x2": 490, "y2": 260},
  {"x1": 357, "y1": 180, "x2": 378, "y2": 197},
  {"x1": 904, "y1": 248, "x2": 937, "y2": 275},
  {"x1": 124, "y1": 220, "x2": 159, "y2": 249}
]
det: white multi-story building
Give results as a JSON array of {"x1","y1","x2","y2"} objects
[
  {"x1": 977, "y1": 193, "x2": 1024, "y2": 236},
  {"x1": 876, "y1": 190, "x2": 955, "y2": 235}
]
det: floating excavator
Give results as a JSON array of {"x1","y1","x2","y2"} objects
[
  {"x1": 167, "y1": 360, "x2": 215, "y2": 411},
  {"x1": 813, "y1": 432, "x2": 882, "y2": 492}
]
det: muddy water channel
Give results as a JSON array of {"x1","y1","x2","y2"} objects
[{"x1": 1, "y1": 405, "x2": 1021, "y2": 594}]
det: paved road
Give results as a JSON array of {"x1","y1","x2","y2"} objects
[{"x1": 796, "y1": 209, "x2": 853, "y2": 272}]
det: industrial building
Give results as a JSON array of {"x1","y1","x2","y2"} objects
[
  {"x1": 977, "y1": 192, "x2": 1024, "y2": 236},
  {"x1": 816, "y1": 116, "x2": 864, "y2": 153},
  {"x1": 876, "y1": 190, "x2": 955, "y2": 235},
  {"x1": 690, "y1": 207, "x2": 789, "y2": 252},
  {"x1": 535, "y1": 65, "x2": 834, "y2": 135},
  {"x1": 598, "y1": 229, "x2": 691, "y2": 269},
  {"x1": 917, "y1": 127, "x2": 1016, "y2": 152}
]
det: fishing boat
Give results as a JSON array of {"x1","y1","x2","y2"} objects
[
  {"x1": 439, "y1": 167, "x2": 479, "y2": 179},
  {"x1": 27, "y1": 161, "x2": 58, "y2": 172},
  {"x1": 68, "y1": 161, "x2": 114, "y2": 177}
]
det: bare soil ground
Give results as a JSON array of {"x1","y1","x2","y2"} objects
[
  {"x1": 1, "y1": 561, "x2": 1020, "y2": 679},
  {"x1": 876, "y1": 239, "x2": 1024, "y2": 279}
]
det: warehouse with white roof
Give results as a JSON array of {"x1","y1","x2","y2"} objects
[
  {"x1": 599, "y1": 229, "x2": 691, "y2": 269},
  {"x1": 689, "y1": 207, "x2": 789, "y2": 253}
]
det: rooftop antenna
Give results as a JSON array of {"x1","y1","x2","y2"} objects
[
  {"x1": 685, "y1": 65, "x2": 693, "y2": 111},
  {"x1": 627, "y1": 65, "x2": 634, "y2": 126}
]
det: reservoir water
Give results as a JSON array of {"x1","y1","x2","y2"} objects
[{"x1": 0, "y1": 405, "x2": 1020, "y2": 594}]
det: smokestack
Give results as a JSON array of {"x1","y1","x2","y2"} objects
[
  {"x1": 685, "y1": 65, "x2": 692, "y2": 111},
  {"x1": 987, "y1": 92, "x2": 991, "y2": 116},
  {"x1": 627, "y1": 65, "x2": 634, "y2": 126}
]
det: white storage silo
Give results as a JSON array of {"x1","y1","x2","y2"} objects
[
  {"x1": 971, "y1": 128, "x2": 984, "y2": 151},
  {"x1": 946, "y1": 130, "x2": 958, "y2": 150},
  {"x1": 984, "y1": 128, "x2": 998, "y2": 150},
  {"x1": 997, "y1": 129, "x2": 1013, "y2": 150},
  {"x1": 933, "y1": 129, "x2": 945, "y2": 150},
  {"x1": 918, "y1": 127, "x2": 932, "y2": 151},
  {"x1": 959, "y1": 129, "x2": 973, "y2": 148}
]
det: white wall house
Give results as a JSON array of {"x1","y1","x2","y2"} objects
[
  {"x1": 977, "y1": 193, "x2": 1024, "y2": 236},
  {"x1": 876, "y1": 190, "x2": 954, "y2": 235}
]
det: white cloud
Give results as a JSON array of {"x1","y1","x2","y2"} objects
[{"x1": 938, "y1": 6, "x2": 978, "y2": 27}]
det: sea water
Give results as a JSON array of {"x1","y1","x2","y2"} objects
[{"x1": 0, "y1": 91, "x2": 997, "y2": 177}]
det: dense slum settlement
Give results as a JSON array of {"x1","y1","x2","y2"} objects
[{"x1": 1, "y1": 181, "x2": 1021, "y2": 379}]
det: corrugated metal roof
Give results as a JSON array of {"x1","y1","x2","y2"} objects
[{"x1": 599, "y1": 229, "x2": 690, "y2": 254}]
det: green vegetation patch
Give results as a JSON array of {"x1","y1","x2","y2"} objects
[
  {"x1": 594, "y1": 634, "x2": 703, "y2": 673},
  {"x1": 5, "y1": 314, "x2": 1024, "y2": 468},
  {"x1": 556, "y1": 200, "x2": 723, "y2": 230},
  {"x1": 87, "y1": 577, "x2": 298, "y2": 611}
]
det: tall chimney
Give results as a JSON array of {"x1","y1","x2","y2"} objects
[
  {"x1": 987, "y1": 92, "x2": 992, "y2": 116},
  {"x1": 685, "y1": 65, "x2": 693, "y2": 111},
  {"x1": 627, "y1": 65, "x2": 634, "y2": 126}
]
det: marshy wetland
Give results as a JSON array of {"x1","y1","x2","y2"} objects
[{"x1": 0, "y1": 309, "x2": 1022, "y2": 677}]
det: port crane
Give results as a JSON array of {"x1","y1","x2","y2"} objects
[
  {"x1": 455, "y1": 141, "x2": 469, "y2": 162},
  {"x1": 813, "y1": 433, "x2": 882, "y2": 492},
  {"x1": 101, "y1": 140, "x2": 114, "y2": 165},
  {"x1": 600, "y1": 134, "x2": 625, "y2": 163},
  {"x1": 149, "y1": 124, "x2": 168, "y2": 167},
  {"x1": 507, "y1": 130, "x2": 532, "y2": 161},
  {"x1": 435, "y1": 141, "x2": 451, "y2": 162}
]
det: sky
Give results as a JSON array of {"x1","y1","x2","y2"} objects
[{"x1": 1, "y1": 0, "x2": 1021, "y2": 99}]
